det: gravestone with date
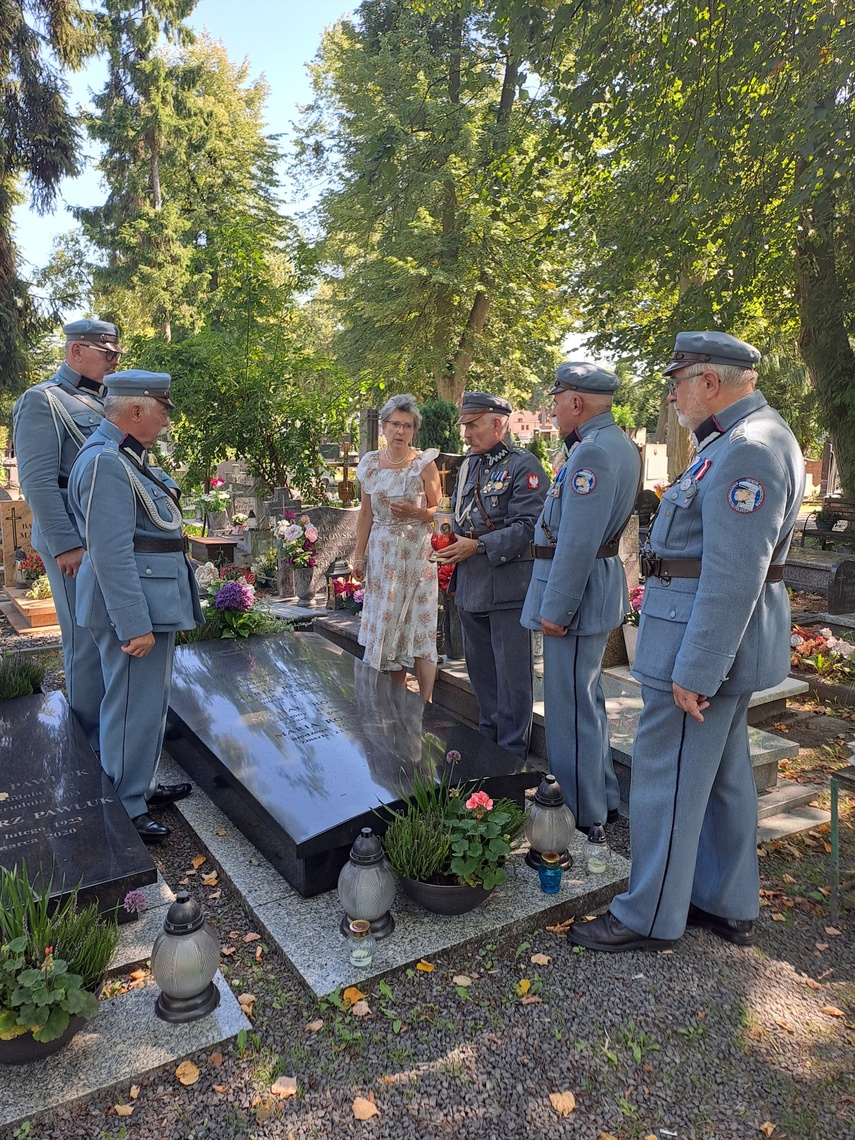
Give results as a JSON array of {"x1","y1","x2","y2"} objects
[
  {"x1": 166, "y1": 633, "x2": 541, "y2": 896},
  {"x1": 0, "y1": 692, "x2": 156, "y2": 918}
]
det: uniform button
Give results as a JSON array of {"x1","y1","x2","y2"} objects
[
  {"x1": 669, "y1": 609, "x2": 676, "y2": 618},
  {"x1": 500, "y1": 556, "x2": 506, "y2": 563},
  {"x1": 145, "y1": 568, "x2": 152, "y2": 575},
  {"x1": 665, "y1": 510, "x2": 671, "y2": 517}
]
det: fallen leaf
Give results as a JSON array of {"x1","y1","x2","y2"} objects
[
  {"x1": 255, "y1": 945, "x2": 264, "y2": 961},
  {"x1": 760, "y1": 1123, "x2": 776, "y2": 1137},
  {"x1": 520, "y1": 994, "x2": 543, "y2": 1005},
  {"x1": 452, "y1": 975, "x2": 472, "y2": 987},
  {"x1": 782, "y1": 873, "x2": 797, "y2": 884},
  {"x1": 129, "y1": 1085, "x2": 140, "y2": 1099},
  {"x1": 516, "y1": 978, "x2": 531, "y2": 996},
  {"x1": 352, "y1": 1095, "x2": 380, "y2": 1120},
  {"x1": 201, "y1": 871, "x2": 219, "y2": 886},
  {"x1": 645, "y1": 1135, "x2": 659, "y2": 1140},
  {"x1": 271, "y1": 1075, "x2": 297, "y2": 1099},
  {"x1": 209, "y1": 1051, "x2": 223, "y2": 1067},
  {"x1": 114, "y1": 1104, "x2": 134, "y2": 1117},
  {"x1": 546, "y1": 918, "x2": 574, "y2": 933},
  {"x1": 343, "y1": 985, "x2": 366, "y2": 1005},
  {"x1": 530, "y1": 953, "x2": 551, "y2": 966},
  {"x1": 177, "y1": 877, "x2": 189, "y2": 886},
  {"x1": 351, "y1": 999, "x2": 372, "y2": 1017},
  {"x1": 175, "y1": 1060, "x2": 200, "y2": 1086},
  {"x1": 821, "y1": 1005, "x2": 845, "y2": 1018},
  {"x1": 221, "y1": 945, "x2": 236, "y2": 956},
  {"x1": 771, "y1": 912, "x2": 787, "y2": 922},
  {"x1": 599, "y1": 1133, "x2": 619, "y2": 1140},
  {"x1": 815, "y1": 942, "x2": 829, "y2": 952},
  {"x1": 208, "y1": 889, "x2": 222, "y2": 899},
  {"x1": 416, "y1": 960, "x2": 435, "y2": 972},
  {"x1": 824, "y1": 926, "x2": 842, "y2": 937},
  {"x1": 243, "y1": 931, "x2": 261, "y2": 943},
  {"x1": 238, "y1": 993, "x2": 256, "y2": 1018},
  {"x1": 229, "y1": 930, "x2": 241, "y2": 939},
  {"x1": 776, "y1": 1019, "x2": 795, "y2": 1034},
  {"x1": 212, "y1": 1084, "x2": 228, "y2": 1094},
  {"x1": 254, "y1": 1097, "x2": 277, "y2": 1124},
  {"x1": 130, "y1": 969, "x2": 147, "y2": 981},
  {"x1": 549, "y1": 1090, "x2": 576, "y2": 1116},
  {"x1": 802, "y1": 977, "x2": 822, "y2": 990},
  {"x1": 191, "y1": 854, "x2": 206, "y2": 869},
  {"x1": 216, "y1": 829, "x2": 228, "y2": 836},
  {"x1": 306, "y1": 1019, "x2": 324, "y2": 1032}
]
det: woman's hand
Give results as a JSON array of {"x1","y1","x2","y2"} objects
[
  {"x1": 352, "y1": 558, "x2": 366, "y2": 582},
  {"x1": 389, "y1": 499, "x2": 425, "y2": 522}
]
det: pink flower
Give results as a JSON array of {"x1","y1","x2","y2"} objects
[
  {"x1": 210, "y1": 477, "x2": 225, "y2": 488},
  {"x1": 465, "y1": 791, "x2": 493, "y2": 811},
  {"x1": 305, "y1": 526, "x2": 319, "y2": 543}
]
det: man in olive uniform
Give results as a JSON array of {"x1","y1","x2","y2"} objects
[
  {"x1": 13, "y1": 319, "x2": 122, "y2": 748},
  {"x1": 570, "y1": 332, "x2": 804, "y2": 952},
  {"x1": 522, "y1": 362, "x2": 642, "y2": 830},
  {"x1": 67, "y1": 371, "x2": 203, "y2": 843},
  {"x1": 437, "y1": 392, "x2": 548, "y2": 758}
]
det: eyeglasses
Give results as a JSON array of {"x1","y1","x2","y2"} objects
[
  {"x1": 84, "y1": 343, "x2": 122, "y2": 363},
  {"x1": 385, "y1": 419, "x2": 415, "y2": 432},
  {"x1": 667, "y1": 375, "x2": 697, "y2": 396}
]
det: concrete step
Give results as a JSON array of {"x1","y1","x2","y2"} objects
[
  {"x1": 758, "y1": 805, "x2": 831, "y2": 843},
  {"x1": 756, "y1": 781, "x2": 825, "y2": 820}
]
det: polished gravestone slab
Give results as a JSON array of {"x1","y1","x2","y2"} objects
[
  {"x1": 167, "y1": 633, "x2": 541, "y2": 897},
  {"x1": 0, "y1": 691, "x2": 156, "y2": 916}
]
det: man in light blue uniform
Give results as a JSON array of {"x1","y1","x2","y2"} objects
[
  {"x1": 522, "y1": 362, "x2": 641, "y2": 830},
  {"x1": 13, "y1": 319, "x2": 123, "y2": 748},
  {"x1": 571, "y1": 332, "x2": 804, "y2": 952},
  {"x1": 68, "y1": 371, "x2": 202, "y2": 843},
  {"x1": 438, "y1": 393, "x2": 548, "y2": 758}
]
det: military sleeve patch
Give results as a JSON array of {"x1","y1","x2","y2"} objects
[
  {"x1": 527, "y1": 473, "x2": 540, "y2": 490},
  {"x1": 570, "y1": 469, "x2": 597, "y2": 495},
  {"x1": 728, "y1": 478, "x2": 765, "y2": 513}
]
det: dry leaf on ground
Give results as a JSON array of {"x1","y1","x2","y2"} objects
[
  {"x1": 305, "y1": 1019, "x2": 324, "y2": 1032},
  {"x1": 520, "y1": 994, "x2": 543, "y2": 1005},
  {"x1": 824, "y1": 926, "x2": 842, "y2": 937},
  {"x1": 243, "y1": 931, "x2": 261, "y2": 943},
  {"x1": 516, "y1": 978, "x2": 531, "y2": 996},
  {"x1": 530, "y1": 953, "x2": 551, "y2": 966},
  {"x1": 254, "y1": 1097, "x2": 277, "y2": 1124},
  {"x1": 549, "y1": 1090, "x2": 576, "y2": 1116},
  {"x1": 760, "y1": 1123, "x2": 776, "y2": 1137},
  {"x1": 271, "y1": 1075, "x2": 297, "y2": 1099},
  {"x1": 815, "y1": 942, "x2": 829, "y2": 951},
  {"x1": 175, "y1": 1060, "x2": 200, "y2": 1086},
  {"x1": 129, "y1": 1085, "x2": 140, "y2": 1099},
  {"x1": 353, "y1": 1095, "x2": 380, "y2": 1120},
  {"x1": 255, "y1": 945, "x2": 264, "y2": 961},
  {"x1": 221, "y1": 945, "x2": 236, "y2": 956},
  {"x1": 416, "y1": 960, "x2": 435, "y2": 972},
  {"x1": 821, "y1": 1005, "x2": 845, "y2": 1018},
  {"x1": 130, "y1": 969, "x2": 147, "y2": 981},
  {"x1": 201, "y1": 871, "x2": 218, "y2": 886},
  {"x1": 351, "y1": 999, "x2": 372, "y2": 1017},
  {"x1": 343, "y1": 985, "x2": 365, "y2": 1005},
  {"x1": 238, "y1": 993, "x2": 256, "y2": 1018},
  {"x1": 599, "y1": 1133, "x2": 619, "y2": 1140},
  {"x1": 546, "y1": 918, "x2": 574, "y2": 933},
  {"x1": 452, "y1": 975, "x2": 472, "y2": 987},
  {"x1": 114, "y1": 1105, "x2": 134, "y2": 1117},
  {"x1": 216, "y1": 829, "x2": 228, "y2": 836},
  {"x1": 191, "y1": 854, "x2": 206, "y2": 869},
  {"x1": 209, "y1": 1051, "x2": 223, "y2": 1067},
  {"x1": 212, "y1": 1084, "x2": 228, "y2": 1094},
  {"x1": 801, "y1": 976, "x2": 821, "y2": 990}
]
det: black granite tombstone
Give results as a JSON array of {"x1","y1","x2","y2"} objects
[
  {"x1": 0, "y1": 692, "x2": 157, "y2": 919},
  {"x1": 166, "y1": 633, "x2": 541, "y2": 896},
  {"x1": 784, "y1": 549, "x2": 855, "y2": 615}
]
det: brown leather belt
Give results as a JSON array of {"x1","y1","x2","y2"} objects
[
  {"x1": 531, "y1": 540, "x2": 619, "y2": 560},
  {"x1": 133, "y1": 536, "x2": 188, "y2": 554},
  {"x1": 640, "y1": 554, "x2": 785, "y2": 582},
  {"x1": 463, "y1": 531, "x2": 489, "y2": 539}
]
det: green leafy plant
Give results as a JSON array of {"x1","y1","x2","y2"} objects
[
  {"x1": 252, "y1": 545, "x2": 278, "y2": 582},
  {"x1": 0, "y1": 864, "x2": 118, "y2": 1044},
  {"x1": 0, "y1": 653, "x2": 45, "y2": 699},
  {"x1": 417, "y1": 399, "x2": 462, "y2": 453},
  {"x1": 25, "y1": 575, "x2": 52, "y2": 600}
]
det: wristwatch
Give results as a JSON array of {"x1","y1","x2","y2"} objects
[{"x1": 475, "y1": 540, "x2": 486, "y2": 555}]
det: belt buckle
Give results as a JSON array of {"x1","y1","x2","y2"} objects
[{"x1": 641, "y1": 552, "x2": 670, "y2": 585}]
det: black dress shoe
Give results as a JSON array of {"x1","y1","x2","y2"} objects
[
  {"x1": 575, "y1": 809, "x2": 621, "y2": 834},
  {"x1": 132, "y1": 813, "x2": 170, "y2": 843},
  {"x1": 687, "y1": 904, "x2": 756, "y2": 947},
  {"x1": 569, "y1": 911, "x2": 677, "y2": 953},
  {"x1": 146, "y1": 782, "x2": 192, "y2": 809}
]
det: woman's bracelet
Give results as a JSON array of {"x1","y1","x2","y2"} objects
[{"x1": 353, "y1": 558, "x2": 365, "y2": 565}]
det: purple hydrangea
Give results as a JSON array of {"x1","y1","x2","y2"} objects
[{"x1": 214, "y1": 580, "x2": 254, "y2": 612}]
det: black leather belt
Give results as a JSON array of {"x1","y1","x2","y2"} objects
[
  {"x1": 531, "y1": 541, "x2": 620, "y2": 560},
  {"x1": 640, "y1": 554, "x2": 785, "y2": 583},
  {"x1": 133, "y1": 537, "x2": 188, "y2": 553},
  {"x1": 58, "y1": 476, "x2": 68, "y2": 488}
]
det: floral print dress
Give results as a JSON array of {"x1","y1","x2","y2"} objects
[{"x1": 355, "y1": 448, "x2": 439, "y2": 672}]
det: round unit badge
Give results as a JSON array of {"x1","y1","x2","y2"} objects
[
  {"x1": 728, "y1": 478, "x2": 765, "y2": 513},
  {"x1": 571, "y1": 469, "x2": 597, "y2": 495}
]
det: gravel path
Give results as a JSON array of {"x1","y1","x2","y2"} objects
[{"x1": 2, "y1": 638, "x2": 853, "y2": 1140}]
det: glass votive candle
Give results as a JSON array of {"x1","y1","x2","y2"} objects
[
  {"x1": 537, "y1": 851, "x2": 563, "y2": 894},
  {"x1": 347, "y1": 919, "x2": 376, "y2": 968}
]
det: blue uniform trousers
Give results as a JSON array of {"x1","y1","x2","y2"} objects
[
  {"x1": 458, "y1": 606, "x2": 533, "y2": 759},
  {"x1": 542, "y1": 630, "x2": 619, "y2": 828},
  {"x1": 39, "y1": 550, "x2": 104, "y2": 750},
  {"x1": 93, "y1": 628, "x2": 175, "y2": 820},
  {"x1": 610, "y1": 687, "x2": 759, "y2": 941}
]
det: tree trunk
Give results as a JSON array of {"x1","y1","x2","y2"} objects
[
  {"x1": 795, "y1": 179, "x2": 855, "y2": 498},
  {"x1": 666, "y1": 403, "x2": 694, "y2": 482}
]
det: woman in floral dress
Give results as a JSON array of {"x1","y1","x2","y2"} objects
[{"x1": 353, "y1": 394, "x2": 441, "y2": 701}]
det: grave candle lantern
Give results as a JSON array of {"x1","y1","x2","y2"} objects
[
  {"x1": 337, "y1": 827, "x2": 396, "y2": 938},
  {"x1": 151, "y1": 890, "x2": 220, "y2": 1023},
  {"x1": 525, "y1": 774, "x2": 575, "y2": 869},
  {"x1": 325, "y1": 557, "x2": 353, "y2": 610}
]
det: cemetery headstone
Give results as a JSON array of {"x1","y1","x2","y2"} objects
[
  {"x1": 166, "y1": 633, "x2": 540, "y2": 896},
  {"x1": 0, "y1": 691, "x2": 156, "y2": 918},
  {"x1": 1, "y1": 500, "x2": 35, "y2": 587}
]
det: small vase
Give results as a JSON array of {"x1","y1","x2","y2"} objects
[
  {"x1": 294, "y1": 566, "x2": 316, "y2": 606},
  {"x1": 0, "y1": 1015, "x2": 87, "y2": 1066},
  {"x1": 206, "y1": 510, "x2": 228, "y2": 535},
  {"x1": 623, "y1": 623, "x2": 638, "y2": 667},
  {"x1": 401, "y1": 876, "x2": 493, "y2": 915}
]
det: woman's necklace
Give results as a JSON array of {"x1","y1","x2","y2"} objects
[{"x1": 383, "y1": 447, "x2": 411, "y2": 467}]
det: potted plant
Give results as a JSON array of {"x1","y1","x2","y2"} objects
[
  {"x1": 273, "y1": 511, "x2": 319, "y2": 604},
  {"x1": 380, "y1": 763, "x2": 526, "y2": 915},
  {"x1": 0, "y1": 863, "x2": 119, "y2": 1065},
  {"x1": 622, "y1": 584, "x2": 643, "y2": 665},
  {"x1": 815, "y1": 509, "x2": 841, "y2": 532},
  {"x1": 16, "y1": 552, "x2": 45, "y2": 588},
  {"x1": 0, "y1": 654, "x2": 45, "y2": 700}
]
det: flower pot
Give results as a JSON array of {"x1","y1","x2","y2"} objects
[
  {"x1": 294, "y1": 566, "x2": 316, "y2": 606},
  {"x1": 623, "y1": 623, "x2": 638, "y2": 666},
  {"x1": 815, "y1": 518, "x2": 835, "y2": 533},
  {"x1": 401, "y1": 876, "x2": 494, "y2": 915},
  {"x1": 0, "y1": 1015, "x2": 87, "y2": 1066},
  {"x1": 205, "y1": 510, "x2": 228, "y2": 534}
]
